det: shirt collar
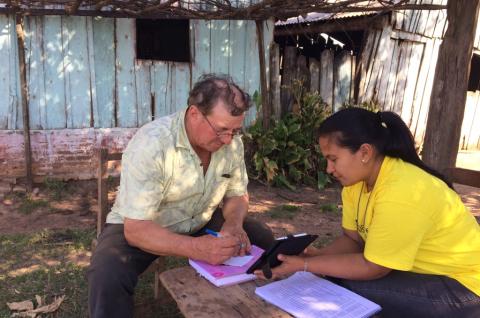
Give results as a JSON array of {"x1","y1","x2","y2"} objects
[{"x1": 175, "y1": 108, "x2": 192, "y2": 150}]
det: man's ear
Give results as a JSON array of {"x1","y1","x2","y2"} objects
[{"x1": 359, "y1": 143, "x2": 374, "y2": 163}]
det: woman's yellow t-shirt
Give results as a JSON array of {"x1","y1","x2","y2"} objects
[{"x1": 342, "y1": 156, "x2": 480, "y2": 296}]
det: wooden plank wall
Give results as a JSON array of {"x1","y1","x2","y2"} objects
[
  {"x1": 0, "y1": 14, "x2": 20, "y2": 130},
  {"x1": 0, "y1": 14, "x2": 272, "y2": 130},
  {"x1": 276, "y1": 46, "x2": 355, "y2": 116},
  {"x1": 357, "y1": 0, "x2": 480, "y2": 150}
]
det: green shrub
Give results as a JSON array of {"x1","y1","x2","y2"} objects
[{"x1": 243, "y1": 80, "x2": 332, "y2": 190}]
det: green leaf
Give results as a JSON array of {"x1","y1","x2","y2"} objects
[
  {"x1": 273, "y1": 174, "x2": 296, "y2": 190},
  {"x1": 263, "y1": 158, "x2": 278, "y2": 183},
  {"x1": 317, "y1": 171, "x2": 330, "y2": 190}
]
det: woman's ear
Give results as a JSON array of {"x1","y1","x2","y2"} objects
[{"x1": 359, "y1": 143, "x2": 374, "y2": 163}]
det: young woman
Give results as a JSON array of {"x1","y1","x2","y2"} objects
[{"x1": 255, "y1": 107, "x2": 480, "y2": 317}]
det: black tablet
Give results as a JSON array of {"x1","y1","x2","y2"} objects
[{"x1": 246, "y1": 233, "x2": 318, "y2": 276}]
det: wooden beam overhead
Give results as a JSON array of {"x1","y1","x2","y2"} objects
[{"x1": 0, "y1": 0, "x2": 447, "y2": 20}]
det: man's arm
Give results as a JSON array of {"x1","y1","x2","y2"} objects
[
  {"x1": 124, "y1": 218, "x2": 240, "y2": 265},
  {"x1": 220, "y1": 194, "x2": 250, "y2": 254}
]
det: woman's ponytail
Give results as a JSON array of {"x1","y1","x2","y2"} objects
[{"x1": 317, "y1": 108, "x2": 454, "y2": 189}]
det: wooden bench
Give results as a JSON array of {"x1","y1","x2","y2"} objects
[
  {"x1": 160, "y1": 266, "x2": 290, "y2": 318},
  {"x1": 94, "y1": 148, "x2": 165, "y2": 299}
]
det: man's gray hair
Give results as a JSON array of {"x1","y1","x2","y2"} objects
[{"x1": 187, "y1": 74, "x2": 251, "y2": 116}]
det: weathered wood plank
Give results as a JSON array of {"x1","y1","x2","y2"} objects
[
  {"x1": 365, "y1": 26, "x2": 392, "y2": 103},
  {"x1": 309, "y1": 58, "x2": 320, "y2": 94},
  {"x1": 44, "y1": 16, "x2": 67, "y2": 129},
  {"x1": 166, "y1": 63, "x2": 190, "y2": 113},
  {"x1": 391, "y1": 41, "x2": 410, "y2": 114},
  {"x1": 135, "y1": 61, "x2": 152, "y2": 126},
  {"x1": 0, "y1": 14, "x2": 14, "y2": 129},
  {"x1": 357, "y1": 29, "x2": 378, "y2": 102},
  {"x1": 210, "y1": 20, "x2": 230, "y2": 75},
  {"x1": 280, "y1": 46, "x2": 296, "y2": 115},
  {"x1": 228, "y1": 20, "x2": 247, "y2": 86},
  {"x1": 63, "y1": 16, "x2": 92, "y2": 128},
  {"x1": 376, "y1": 34, "x2": 394, "y2": 108},
  {"x1": 461, "y1": 92, "x2": 480, "y2": 150},
  {"x1": 319, "y1": 49, "x2": 334, "y2": 108},
  {"x1": 401, "y1": 42, "x2": 423, "y2": 127},
  {"x1": 191, "y1": 20, "x2": 211, "y2": 83},
  {"x1": 448, "y1": 167, "x2": 480, "y2": 188},
  {"x1": 92, "y1": 16, "x2": 115, "y2": 128},
  {"x1": 269, "y1": 42, "x2": 281, "y2": 120},
  {"x1": 151, "y1": 62, "x2": 168, "y2": 118},
  {"x1": 10, "y1": 14, "x2": 20, "y2": 130},
  {"x1": 409, "y1": 39, "x2": 431, "y2": 136},
  {"x1": 382, "y1": 41, "x2": 400, "y2": 111},
  {"x1": 160, "y1": 266, "x2": 290, "y2": 318},
  {"x1": 333, "y1": 51, "x2": 352, "y2": 111},
  {"x1": 25, "y1": 16, "x2": 46, "y2": 129},
  {"x1": 115, "y1": 18, "x2": 137, "y2": 127},
  {"x1": 413, "y1": 38, "x2": 441, "y2": 143},
  {"x1": 243, "y1": 20, "x2": 259, "y2": 125}
]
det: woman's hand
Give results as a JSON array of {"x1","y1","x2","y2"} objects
[{"x1": 254, "y1": 254, "x2": 306, "y2": 280}]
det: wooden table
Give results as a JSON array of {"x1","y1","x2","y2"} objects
[{"x1": 159, "y1": 266, "x2": 291, "y2": 318}]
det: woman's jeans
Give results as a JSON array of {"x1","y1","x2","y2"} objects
[{"x1": 334, "y1": 271, "x2": 480, "y2": 317}]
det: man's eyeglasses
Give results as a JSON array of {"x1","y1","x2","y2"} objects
[{"x1": 199, "y1": 111, "x2": 243, "y2": 139}]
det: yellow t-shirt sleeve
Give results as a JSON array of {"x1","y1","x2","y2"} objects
[{"x1": 364, "y1": 195, "x2": 433, "y2": 271}]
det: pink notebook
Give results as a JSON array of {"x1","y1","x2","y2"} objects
[{"x1": 189, "y1": 245, "x2": 264, "y2": 287}]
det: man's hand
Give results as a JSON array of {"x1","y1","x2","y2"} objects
[
  {"x1": 221, "y1": 194, "x2": 250, "y2": 256},
  {"x1": 254, "y1": 254, "x2": 305, "y2": 280},
  {"x1": 220, "y1": 221, "x2": 251, "y2": 256},
  {"x1": 190, "y1": 234, "x2": 240, "y2": 265}
]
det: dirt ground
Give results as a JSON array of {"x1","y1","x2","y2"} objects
[{"x1": 0, "y1": 179, "x2": 478, "y2": 237}]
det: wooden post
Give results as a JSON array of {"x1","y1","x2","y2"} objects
[
  {"x1": 97, "y1": 148, "x2": 109, "y2": 238},
  {"x1": 281, "y1": 46, "x2": 297, "y2": 115},
  {"x1": 422, "y1": 0, "x2": 480, "y2": 175},
  {"x1": 15, "y1": 15, "x2": 33, "y2": 192},
  {"x1": 256, "y1": 20, "x2": 270, "y2": 130},
  {"x1": 269, "y1": 42, "x2": 281, "y2": 120}
]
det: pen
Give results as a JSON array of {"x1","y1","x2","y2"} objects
[{"x1": 205, "y1": 229, "x2": 221, "y2": 237}]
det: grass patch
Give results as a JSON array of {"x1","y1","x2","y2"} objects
[
  {"x1": 267, "y1": 204, "x2": 300, "y2": 219},
  {"x1": 318, "y1": 203, "x2": 339, "y2": 214},
  {"x1": 18, "y1": 196, "x2": 50, "y2": 214},
  {"x1": 44, "y1": 178, "x2": 70, "y2": 201},
  {"x1": 0, "y1": 229, "x2": 185, "y2": 318}
]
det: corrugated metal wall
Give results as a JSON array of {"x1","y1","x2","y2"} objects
[{"x1": 0, "y1": 15, "x2": 273, "y2": 130}]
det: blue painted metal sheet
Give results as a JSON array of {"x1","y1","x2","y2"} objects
[
  {"x1": 63, "y1": 16, "x2": 92, "y2": 128},
  {"x1": 44, "y1": 16, "x2": 67, "y2": 128},
  {"x1": 228, "y1": 20, "x2": 247, "y2": 87},
  {"x1": 92, "y1": 16, "x2": 115, "y2": 128},
  {"x1": 115, "y1": 18, "x2": 137, "y2": 127}
]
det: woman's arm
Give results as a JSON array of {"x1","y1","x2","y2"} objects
[{"x1": 305, "y1": 229, "x2": 363, "y2": 256}]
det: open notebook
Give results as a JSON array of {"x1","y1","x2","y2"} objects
[
  {"x1": 255, "y1": 272, "x2": 381, "y2": 318},
  {"x1": 189, "y1": 245, "x2": 264, "y2": 287}
]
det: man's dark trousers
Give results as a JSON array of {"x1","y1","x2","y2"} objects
[{"x1": 87, "y1": 209, "x2": 274, "y2": 318}]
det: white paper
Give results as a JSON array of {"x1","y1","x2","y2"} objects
[
  {"x1": 222, "y1": 254, "x2": 254, "y2": 267},
  {"x1": 255, "y1": 272, "x2": 381, "y2": 318}
]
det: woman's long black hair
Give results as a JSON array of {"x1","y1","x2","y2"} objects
[{"x1": 317, "y1": 107, "x2": 453, "y2": 189}]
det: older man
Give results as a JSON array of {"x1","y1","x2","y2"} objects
[{"x1": 88, "y1": 74, "x2": 274, "y2": 317}]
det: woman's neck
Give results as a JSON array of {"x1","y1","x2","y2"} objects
[{"x1": 365, "y1": 156, "x2": 385, "y2": 192}]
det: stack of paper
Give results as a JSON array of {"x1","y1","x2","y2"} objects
[
  {"x1": 255, "y1": 272, "x2": 381, "y2": 318},
  {"x1": 189, "y1": 245, "x2": 264, "y2": 287}
]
